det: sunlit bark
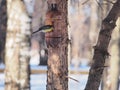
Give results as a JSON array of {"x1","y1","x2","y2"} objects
[
  {"x1": 109, "y1": 18, "x2": 120, "y2": 90},
  {"x1": 5, "y1": 0, "x2": 31, "y2": 90},
  {"x1": 46, "y1": 0, "x2": 68, "y2": 90}
]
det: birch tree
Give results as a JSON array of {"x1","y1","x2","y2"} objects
[
  {"x1": 109, "y1": 17, "x2": 120, "y2": 90},
  {"x1": 5, "y1": 0, "x2": 31, "y2": 90}
]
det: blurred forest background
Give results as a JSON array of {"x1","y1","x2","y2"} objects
[{"x1": 0, "y1": 0, "x2": 120, "y2": 90}]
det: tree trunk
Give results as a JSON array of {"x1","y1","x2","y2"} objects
[
  {"x1": 46, "y1": 0, "x2": 68, "y2": 90},
  {"x1": 84, "y1": 0, "x2": 120, "y2": 90},
  {"x1": 118, "y1": 28, "x2": 120, "y2": 89},
  {"x1": 0, "y1": 0, "x2": 7, "y2": 63},
  {"x1": 101, "y1": 1, "x2": 112, "y2": 90},
  {"x1": 109, "y1": 17, "x2": 120, "y2": 90},
  {"x1": 5, "y1": 0, "x2": 31, "y2": 90}
]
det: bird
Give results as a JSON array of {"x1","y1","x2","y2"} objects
[{"x1": 32, "y1": 25, "x2": 53, "y2": 34}]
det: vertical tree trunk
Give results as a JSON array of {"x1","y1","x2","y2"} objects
[
  {"x1": 101, "y1": 1, "x2": 112, "y2": 90},
  {"x1": 46, "y1": 0, "x2": 68, "y2": 90},
  {"x1": 0, "y1": 0, "x2": 7, "y2": 63},
  {"x1": 84, "y1": 0, "x2": 120, "y2": 90},
  {"x1": 5, "y1": 0, "x2": 31, "y2": 90},
  {"x1": 119, "y1": 20, "x2": 120, "y2": 90},
  {"x1": 109, "y1": 18, "x2": 120, "y2": 90},
  {"x1": 118, "y1": 26, "x2": 120, "y2": 89}
]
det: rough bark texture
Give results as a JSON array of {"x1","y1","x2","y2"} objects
[
  {"x1": 101, "y1": 2, "x2": 112, "y2": 90},
  {"x1": 0, "y1": 0, "x2": 7, "y2": 63},
  {"x1": 46, "y1": 0, "x2": 68, "y2": 90},
  {"x1": 5, "y1": 0, "x2": 31, "y2": 90},
  {"x1": 84, "y1": 0, "x2": 120, "y2": 90}
]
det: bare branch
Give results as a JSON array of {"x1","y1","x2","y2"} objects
[
  {"x1": 65, "y1": 76, "x2": 80, "y2": 83},
  {"x1": 81, "y1": 0, "x2": 90, "y2": 5},
  {"x1": 103, "y1": 0, "x2": 116, "y2": 4},
  {"x1": 95, "y1": 0, "x2": 103, "y2": 10}
]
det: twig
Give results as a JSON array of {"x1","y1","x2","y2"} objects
[
  {"x1": 103, "y1": 0, "x2": 115, "y2": 4},
  {"x1": 95, "y1": 0, "x2": 103, "y2": 10},
  {"x1": 81, "y1": 0, "x2": 90, "y2": 5},
  {"x1": 95, "y1": 66, "x2": 109, "y2": 71},
  {"x1": 65, "y1": 76, "x2": 79, "y2": 83}
]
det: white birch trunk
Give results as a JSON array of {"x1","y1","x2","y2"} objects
[
  {"x1": 109, "y1": 18, "x2": 120, "y2": 90},
  {"x1": 5, "y1": 0, "x2": 31, "y2": 90}
]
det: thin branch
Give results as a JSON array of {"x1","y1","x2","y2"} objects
[
  {"x1": 103, "y1": 0, "x2": 116, "y2": 4},
  {"x1": 95, "y1": 0, "x2": 103, "y2": 10},
  {"x1": 81, "y1": 0, "x2": 90, "y2": 5},
  {"x1": 65, "y1": 76, "x2": 79, "y2": 83},
  {"x1": 81, "y1": 0, "x2": 103, "y2": 11}
]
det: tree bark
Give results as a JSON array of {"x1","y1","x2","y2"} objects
[
  {"x1": 118, "y1": 29, "x2": 120, "y2": 89},
  {"x1": 5, "y1": 0, "x2": 31, "y2": 90},
  {"x1": 109, "y1": 18, "x2": 120, "y2": 90},
  {"x1": 84, "y1": 0, "x2": 120, "y2": 90},
  {"x1": 46, "y1": 0, "x2": 68, "y2": 90},
  {"x1": 0, "y1": 0, "x2": 7, "y2": 63},
  {"x1": 101, "y1": 1, "x2": 112, "y2": 90},
  {"x1": 118, "y1": 20, "x2": 120, "y2": 90}
]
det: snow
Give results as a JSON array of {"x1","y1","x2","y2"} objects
[
  {"x1": 30, "y1": 65, "x2": 47, "y2": 70},
  {"x1": 69, "y1": 74, "x2": 88, "y2": 90},
  {"x1": 0, "y1": 64, "x2": 89, "y2": 90},
  {"x1": 31, "y1": 74, "x2": 46, "y2": 90},
  {"x1": 0, "y1": 73, "x2": 88, "y2": 90},
  {"x1": 1, "y1": 64, "x2": 120, "y2": 90},
  {"x1": 0, "y1": 74, "x2": 4, "y2": 90}
]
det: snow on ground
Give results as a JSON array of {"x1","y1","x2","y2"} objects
[
  {"x1": 69, "y1": 74, "x2": 88, "y2": 90},
  {"x1": 1, "y1": 64, "x2": 119, "y2": 90},
  {"x1": 0, "y1": 73, "x2": 88, "y2": 90},
  {"x1": 30, "y1": 74, "x2": 89, "y2": 90},
  {"x1": 31, "y1": 74, "x2": 47, "y2": 90},
  {"x1": 0, "y1": 64, "x2": 89, "y2": 90},
  {"x1": 0, "y1": 74, "x2": 4, "y2": 90}
]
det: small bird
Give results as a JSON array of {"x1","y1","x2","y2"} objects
[{"x1": 32, "y1": 25, "x2": 53, "y2": 34}]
